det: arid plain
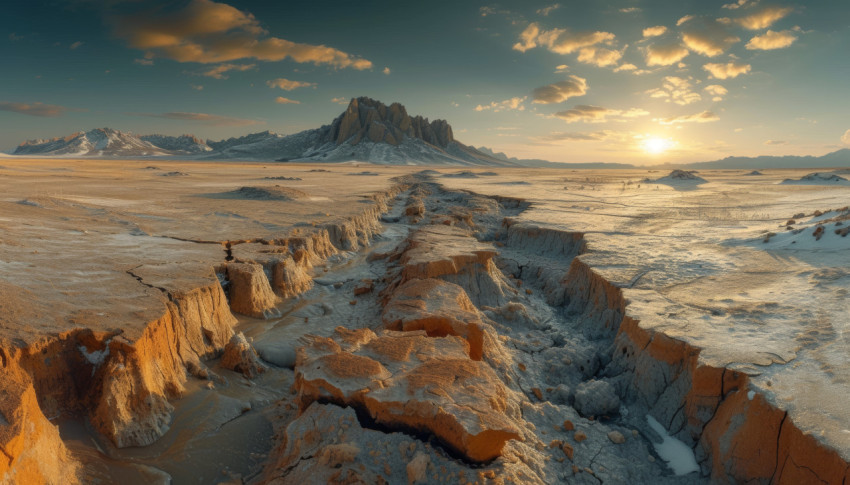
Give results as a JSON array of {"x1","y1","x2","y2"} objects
[{"x1": 1, "y1": 158, "x2": 849, "y2": 484}]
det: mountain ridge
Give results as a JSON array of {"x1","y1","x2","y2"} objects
[{"x1": 12, "y1": 98, "x2": 513, "y2": 166}]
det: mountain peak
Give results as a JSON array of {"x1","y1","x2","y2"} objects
[{"x1": 324, "y1": 97, "x2": 454, "y2": 149}]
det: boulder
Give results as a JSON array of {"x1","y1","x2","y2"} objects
[
  {"x1": 293, "y1": 327, "x2": 523, "y2": 462},
  {"x1": 221, "y1": 332, "x2": 266, "y2": 378},
  {"x1": 574, "y1": 380, "x2": 620, "y2": 417}
]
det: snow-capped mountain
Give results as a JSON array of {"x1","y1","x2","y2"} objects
[
  {"x1": 11, "y1": 98, "x2": 515, "y2": 165},
  {"x1": 14, "y1": 128, "x2": 169, "y2": 157},
  {"x1": 139, "y1": 134, "x2": 212, "y2": 154}
]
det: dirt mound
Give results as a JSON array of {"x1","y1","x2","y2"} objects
[{"x1": 214, "y1": 186, "x2": 310, "y2": 201}]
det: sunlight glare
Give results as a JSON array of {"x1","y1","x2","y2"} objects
[{"x1": 643, "y1": 137, "x2": 672, "y2": 154}]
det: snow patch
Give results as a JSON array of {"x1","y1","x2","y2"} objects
[
  {"x1": 646, "y1": 415, "x2": 699, "y2": 476},
  {"x1": 79, "y1": 340, "x2": 111, "y2": 366}
]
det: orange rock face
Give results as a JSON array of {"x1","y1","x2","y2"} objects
[
  {"x1": 383, "y1": 279, "x2": 487, "y2": 360},
  {"x1": 0, "y1": 361, "x2": 80, "y2": 485},
  {"x1": 223, "y1": 262, "x2": 279, "y2": 318},
  {"x1": 294, "y1": 327, "x2": 522, "y2": 463}
]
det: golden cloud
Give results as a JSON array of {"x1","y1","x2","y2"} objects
[
  {"x1": 554, "y1": 105, "x2": 649, "y2": 123},
  {"x1": 532, "y1": 75, "x2": 588, "y2": 104},
  {"x1": 576, "y1": 46, "x2": 623, "y2": 67},
  {"x1": 266, "y1": 78, "x2": 316, "y2": 90},
  {"x1": 703, "y1": 62, "x2": 751, "y2": 79},
  {"x1": 274, "y1": 97, "x2": 300, "y2": 105},
  {"x1": 642, "y1": 26, "x2": 667, "y2": 38},
  {"x1": 113, "y1": 0, "x2": 372, "y2": 69},
  {"x1": 475, "y1": 97, "x2": 527, "y2": 112},
  {"x1": 645, "y1": 43, "x2": 690, "y2": 66},
  {"x1": 201, "y1": 63, "x2": 255, "y2": 79},
  {"x1": 681, "y1": 19, "x2": 740, "y2": 57},
  {"x1": 513, "y1": 23, "x2": 615, "y2": 55},
  {"x1": 735, "y1": 6, "x2": 793, "y2": 30},
  {"x1": 745, "y1": 29, "x2": 797, "y2": 50},
  {"x1": 658, "y1": 110, "x2": 719, "y2": 124}
]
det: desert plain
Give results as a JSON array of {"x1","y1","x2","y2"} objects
[{"x1": 1, "y1": 158, "x2": 849, "y2": 484}]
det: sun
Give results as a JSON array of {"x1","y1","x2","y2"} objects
[{"x1": 642, "y1": 137, "x2": 672, "y2": 155}]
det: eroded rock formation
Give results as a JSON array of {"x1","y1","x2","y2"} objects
[
  {"x1": 326, "y1": 97, "x2": 454, "y2": 148},
  {"x1": 293, "y1": 327, "x2": 523, "y2": 463}
]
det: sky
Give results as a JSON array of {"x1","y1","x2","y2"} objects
[{"x1": 1, "y1": 0, "x2": 849, "y2": 164}]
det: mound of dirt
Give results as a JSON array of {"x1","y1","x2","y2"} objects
[{"x1": 214, "y1": 186, "x2": 310, "y2": 201}]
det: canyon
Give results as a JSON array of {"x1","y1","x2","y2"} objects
[{"x1": 1, "y1": 160, "x2": 849, "y2": 484}]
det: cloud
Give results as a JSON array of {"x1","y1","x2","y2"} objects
[
  {"x1": 134, "y1": 58, "x2": 154, "y2": 66},
  {"x1": 201, "y1": 63, "x2": 255, "y2": 79},
  {"x1": 677, "y1": 15, "x2": 695, "y2": 26},
  {"x1": 722, "y1": 0, "x2": 750, "y2": 9},
  {"x1": 275, "y1": 96, "x2": 300, "y2": 104},
  {"x1": 619, "y1": 7, "x2": 641, "y2": 13},
  {"x1": 536, "y1": 4, "x2": 560, "y2": 16},
  {"x1": 681, "y1": 18, "x2": 740, "y2": 57},
  {"x1": 112, "y1": 0, "x2": 372, "y2": 69},
  {"x1": 576, "y1": 46, "x2": 622, "y2": 67},
  {"x1": 70, "y1": 41, "x2": 84, "y2": 50},
  {"x1": 0, "y1": 101, "x2": 69, "y2": 117},
  {"x1": 532, "y1": 75, "x2": 588, "y2": 104},
  {"x1": 9, "y1": 33, "x2": 23, "y2": 41},
  {"x1": 642, "y1": 26, "x2": 667, "y2": 38},
  {"x1": 536, "y1": 130, "x2": 626, "y2": 143},
  {"x1": 266, "y1": 78, "x2": 316, "y2": 90},
  {"x1": 555, "y1": 64, "x2": 569, "y2": 72},
  {"x1": 745, "y1": 29, "x2": 797, "y2": 50},
  {"x1": 553, "y1": 105, "x2": 649, "y2": 123},
  {"x1": 764, "y1": 139, "x2": 788, "y2": 145},
  {"x1": 513, "y1": 22, "x2": 615, "y2": 55},
  {"x1": 735, "y1": 6, "x2": 793, "y2": 30},
  {"x1": 382, "y1": 66, "x2": 391, "y2": 75},
  {"x1": 614, "y1": 63, "x2": 637, "y2": 72},
  {"x1": 331, "y1": 97, "x2": 349, "y2": 105},
  {"x1": 647, "y1": 76, "x2": 702, "y2": 105},
  {"x1": 703, "y1": 61, "x2": 751, "y2": 79},
  {"x1": 133, "y1": 111, "x2": 261, "y2": 126},
  {"x1": 645, "y1": 43, "x2": 689, "y2": 66},
  {"x1": 658, "y1": 110, "x2": 719, "y2": 124},
  {"x1": 190, "y1": 84, "x2": 204, "y2": 90},
  {"x1": 842, "y1": 129, "x2": 850, "y2": 145},
  {"x1": 704, "y1": 84, "x2": 728, "y2": 101},
  {"x1": 475, "y1": 97, "x2": 527, "y2": 112}
]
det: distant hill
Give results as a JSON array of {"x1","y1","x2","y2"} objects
[{"x1": 670, "y1": 148, "x2": 850, "y2": 170}]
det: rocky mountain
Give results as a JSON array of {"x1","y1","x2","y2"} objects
[
  {"x1": 139, "y1": 134, "x2": 212, "y2": 154},
  {"x1": 14, "y1": 128, "x2": 169, "y2": 157},
  {"x1": 11, "y1": 98, "x2": 515, "y2": 165}
]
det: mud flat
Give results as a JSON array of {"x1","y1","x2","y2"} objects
[{"x1": 1, "y1": 161, "x2": 849, "y2": 484}]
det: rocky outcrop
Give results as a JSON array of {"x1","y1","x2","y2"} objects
[
  {"x1": 221, "y1": 262, "x2": 280, "y2": 319},
  {"x1": 0, "y1": 358, "x2": 80, "y2": 485},
  {"x1": 397, "y1": 225, "x2": 514, "y2": 307},
  {"x1": 221, "y1": 332, "x2": 266, "y2": 378},
  {"x1": 326, "y1": 97, "x2": 454, "y2": 149},
  {"x1": 383, "y1": 279, "x2": 488, "y2": 361},
  {"x1": 293, "y1": 327, "x2": 523, "y2": 463}
]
